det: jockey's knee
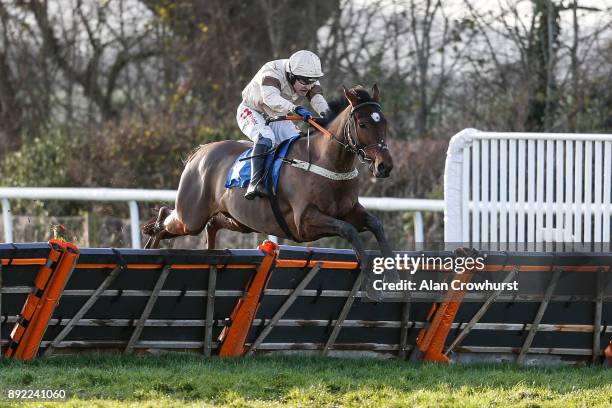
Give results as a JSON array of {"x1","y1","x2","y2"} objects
[{"x1": 255, "y1": 133, "x2": 275, "y2": 148}]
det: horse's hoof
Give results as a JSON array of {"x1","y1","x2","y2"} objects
[
  {"x1": 384, "y1": 268, "x2": 401, "y2": 284},
  {"x1": 364, "y1": 288, "x2": 383, "y2": 302},
  {"x1": 363, "y1": 275, "x2": 383, "y2": 302}
]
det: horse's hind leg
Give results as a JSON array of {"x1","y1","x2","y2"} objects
[
  {"x1": 146, "y1": 229, "x2": 180, "y2": 249},
  {"x1": 143, "y1": 206, "x2": 178, "y2": 249},
  {"x1": 205, "y1": 213, "x2": 252, "y2": 250},
  {"x1": 161, "y1": 208, "x2": 193, "y2": 237}
]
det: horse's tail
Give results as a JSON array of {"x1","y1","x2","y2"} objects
[{"x1": 184, "y1": 145, "x2": 206, "y2": 165}]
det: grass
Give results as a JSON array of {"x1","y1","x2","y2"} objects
[{"x1": 0, "y1": 353, "x2": 610, "y2": 407}]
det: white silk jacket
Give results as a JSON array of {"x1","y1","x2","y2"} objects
[{"x1": 241, "y1": 59, "x2": 329, "y2": 118}]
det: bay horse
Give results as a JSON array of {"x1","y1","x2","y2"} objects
[{"x1": 142, "y1": 85, "x2": 398, "y2": 298}]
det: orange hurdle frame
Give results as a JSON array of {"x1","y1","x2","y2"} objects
[
  {"x1": 218, "y1": 241, "x2": 279, "y2": 357},
  {"x1": 5, "y1": 240, "x2": 80, "y2": 361}
]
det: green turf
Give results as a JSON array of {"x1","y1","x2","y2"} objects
[{"x1": 0, "y1": 353, "x2": 610, "y2": 407}]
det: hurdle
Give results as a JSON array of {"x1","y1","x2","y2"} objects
[
  {"x1": 1, "y1": 241, "x2": 610, "y2": 365},
  {"x1": 1, "y1": 130, "x2": 610, "y2": 364}
]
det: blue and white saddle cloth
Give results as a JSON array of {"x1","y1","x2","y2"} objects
[{"x1": 224, "y1": 135, "x2": 301, "y2": 195}]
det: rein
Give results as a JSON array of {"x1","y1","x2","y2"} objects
[{"x1": 283, "y1": 101, "x2": 387, "y2": 164}]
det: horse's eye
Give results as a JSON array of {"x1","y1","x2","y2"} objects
[{"x1": 358, "y1": 122, "x2": 366, "y2": 128}]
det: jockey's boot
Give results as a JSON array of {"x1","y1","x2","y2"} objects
[{"x1": 245, "y1": 138, "x2": 273, "y2": 200}]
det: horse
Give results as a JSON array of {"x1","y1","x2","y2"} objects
[{"x1": 142, "y1": 85, "x2": 398, "y2": 298}]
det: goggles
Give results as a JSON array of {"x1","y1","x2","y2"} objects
[{"x1": 294, "y1": 76, "x2": 317, "y2": 85}]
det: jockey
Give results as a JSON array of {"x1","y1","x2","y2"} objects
[{"x1": 237, "y1": 50, "x2": 330, "y2": 200}]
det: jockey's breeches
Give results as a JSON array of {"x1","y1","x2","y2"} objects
[{"x1": 236, "y1": 102, "x2": 300, "y2": 146}]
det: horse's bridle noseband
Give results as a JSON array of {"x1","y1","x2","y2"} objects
[{"x1": 330, "y1": 101, "x2": 388, "y2": 164}]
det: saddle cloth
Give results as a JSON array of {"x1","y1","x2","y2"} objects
[{"x1": 224, "y1": 135, "x2": 301, "y2": 195}]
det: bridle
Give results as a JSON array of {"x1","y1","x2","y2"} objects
[
  {"x1": 337, "y1": 101, "x2": 388, "y2": 164},
  {"x1": 266, "y1": 100, "x2": 389, "y2": 165}
]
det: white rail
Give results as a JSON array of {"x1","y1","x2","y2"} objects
[
  {"x1": 0, "y1": 187, "x2": 443, "y2": 248},
  {"x1": 444, "y1": 129, "x2": 612, "y2": 244}
]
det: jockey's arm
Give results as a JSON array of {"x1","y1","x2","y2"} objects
[
  {"x1": 260, "y1": 76, "x2": 296, "y2": 114},
  {"x1": 307, "y1": 82, "x2": 330, "y2": 117}
]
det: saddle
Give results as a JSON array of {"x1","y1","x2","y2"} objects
[
  {"x1": 224, "y1": 134, "x2": 301, "y2": 195},
  {"x1": 225, "y1": 135, "x2": 302, "y2": 241}
]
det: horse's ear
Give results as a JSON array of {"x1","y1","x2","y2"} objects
[
  {"x1": 343, "y1": 86, "x2": 359, "y2": 106},
  {"x1": 372, "y1": 84, "x2": 380, "y2": 102}
]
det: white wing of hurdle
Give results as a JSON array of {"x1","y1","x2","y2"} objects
[{"x1": 444, "y1": 129, "x2": 612, "y2": 246}]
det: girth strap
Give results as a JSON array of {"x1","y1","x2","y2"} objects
[{"x1": 269, "y1": 192, "x2": 298, "y2": 242}]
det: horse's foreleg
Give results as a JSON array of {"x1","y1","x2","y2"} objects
[
  {"x1": 365, "y1": 213, "x2": 393, "y2": 258},
  {"x1": 299, "y1": 209, "x2": 366, "y2": 263},
  {"x1": 342, "y1": 204, "x2": 399, "y2": 284},
  {"x1": 342, "y1": 204, "x2": 391, "y2": 254},
  {"x1": 298, "y1": 208, "x2": 382, "y2": 301}
]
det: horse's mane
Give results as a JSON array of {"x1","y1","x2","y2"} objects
[{"x1": 319, "y1": 85, "x2": 373, "y2": 127}]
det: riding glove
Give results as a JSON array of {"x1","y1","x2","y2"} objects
[{"x1": 293, "y1": 106, "x2": 312, "y2": 121}]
